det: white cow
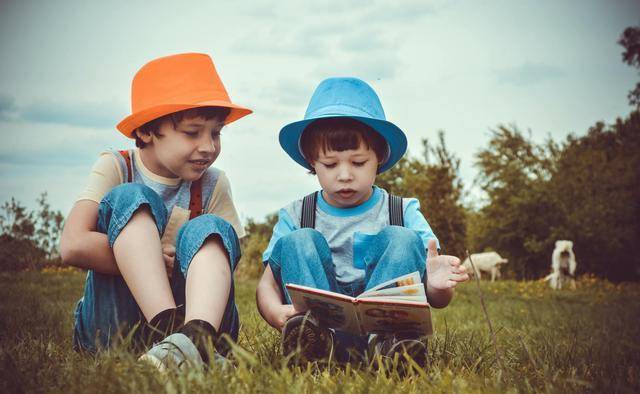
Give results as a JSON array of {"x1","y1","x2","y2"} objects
[
  {"x1": 462, "y1": 251, "x2": 508, "y2": 282},
  {"x1": 544, "y1": 240, "x2": 577, "y2": 290}
]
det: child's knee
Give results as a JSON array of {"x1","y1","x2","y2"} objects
[
  {"x1": 175, "y1": 214, "x2": 240, "y2": 274},
  {"x1": 278, "y1": 229, "x2": 329, "y2": 261},
  {"x1": 104, "y1": 183, "x2": 161, "y2": 206},
  {"x1": 98, "y1": 184, "x2": 168, "y2": 243},
  {"x1": 378, "y1": 226, "x2": 423, "y2": 250},
  {"x1": 282, "y1": 228, "x2": 324, "y2": 247},
  {"x1": 270, "y1": 229, "x2": 332, "y2": 273}
]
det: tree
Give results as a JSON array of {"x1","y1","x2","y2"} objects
[
  {"x1": 470, "y1": 125, "x2": 559, "y2": 279},
  {"x1": 0, "y1": 193, "x2": 64, "y2": 271},
  {"x1": 34, "y1": 192, "x2": 65, "y2": 260},
  {"x1": 470, "y1": 114, "x2": 640, "y2": 281},
  {"x1": 619, "y1": 26, "x2": 640, "y2": 108},
  {"x1": 547, "y1": 111, "x2": 640, "y2": 280},
  {"x1": 377, "y1": 131, "x2": 467, "y2": 258},
  {"x1": 235, "y1": 213, "x2": 278, "y2": 279}
]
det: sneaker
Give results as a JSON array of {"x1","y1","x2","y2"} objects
[
  {"x1": 281, "y1": 312, "x2": 334, "y2": 364},
  {"x1": 138, "y1": 333, "x2": 204, "y2": 372},
  {"x1": 369, "y1": 333, "x2": 429, "y2": 370}
]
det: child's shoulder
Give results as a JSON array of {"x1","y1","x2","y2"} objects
[
  {"x1": 281, "y1": 195, "x2": 305, "y2": 220},
  {"x1": 201, "y1": 166, "x2": 224, "y2": 183},
  {"x1": 376, "y1": 187, "x2": 419, "y2": 210},
  {"x1": 200, "y1": 166, "x2": 229, "y2": 201}
]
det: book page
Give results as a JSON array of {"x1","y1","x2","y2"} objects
[
  {"x1": 286, "y1": 284, "x2": 361, "y2": 334},
  {"x1": 356, "y1": 299, "x2": 433, "y2": 336},
  {"x1": 359, "y1": 283, "x2": 426, "y2": 299},
  {"x1": 359, "y1": 271, "x2": 422, "y2": 298}
]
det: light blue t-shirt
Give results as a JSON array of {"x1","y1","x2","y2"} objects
[{"x1": 262, "y1": 187, "x2": 439, "y2": 283}]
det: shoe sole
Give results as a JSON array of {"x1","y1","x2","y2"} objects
[{"x1": 138, "y1": 353, "x2": 167, "y2": 373}]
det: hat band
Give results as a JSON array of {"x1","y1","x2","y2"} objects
[{"x1": 305, "y1": 103, "x2": 383, "y2": 121}]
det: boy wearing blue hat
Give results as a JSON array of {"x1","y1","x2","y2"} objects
[{"x1": 256, "y1": 77, "x2": 469, "y2": 365}]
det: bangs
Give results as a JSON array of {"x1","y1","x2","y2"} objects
[
  {"x1": 169, "y1": 106, "x2": 231, "y2": 125},
  {"x1": 300, "y1": 118, "x2": 388, "y2": 165}
]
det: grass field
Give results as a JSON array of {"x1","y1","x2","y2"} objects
[{"x1": 1, "y1": 269, "x2": 639, "y2": 393}]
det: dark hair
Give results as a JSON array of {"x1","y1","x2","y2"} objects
[
  {"x1": 134, "y1": 106, "x2": 231, "y2": 148},
  {"x1": 300, "y1": 118, "x2": 389, "y2": 174}
]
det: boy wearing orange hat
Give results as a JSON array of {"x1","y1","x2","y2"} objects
[{"x1": 60, "y1": 53, "x2": 251, "y2": 370}]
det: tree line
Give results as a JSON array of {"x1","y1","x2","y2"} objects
[{"x1": 237, "y1": 26, "x2": 640, "y2": 282}]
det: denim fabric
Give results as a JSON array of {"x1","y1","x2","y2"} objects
[
  {"x1": 267, "y1": 226, "x2": 427, "y2": 360},
  {"x1": 73, "y1": 183, "x2": 240, "y2": 353}
]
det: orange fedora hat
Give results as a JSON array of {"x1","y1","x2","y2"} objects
[{"x1": 116, "y1": 53, "x2": 252, "y2": 138}]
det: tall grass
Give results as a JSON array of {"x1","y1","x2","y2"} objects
[{"x1": 1, "y1": 270, "x2": 638, "y2": 393}]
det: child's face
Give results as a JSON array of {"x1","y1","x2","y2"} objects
[
  {"x1": 312, "y1": 142, "x2": 379, "y2": 208},
  {"x1": 138, "y1": 115, "x2": 223, "y2": 181}
]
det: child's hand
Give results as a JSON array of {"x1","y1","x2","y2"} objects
[
  {"x1": 274, "y1": 304, "x2": 298, "y2": 331},
  {"x1": 162, "y1": 244, "x2": 176, "y2": 278},
  {"x1": 425, "y1": 239, "x2": 469, "y2": 290}
]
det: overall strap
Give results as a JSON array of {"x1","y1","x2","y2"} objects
[
  {"x1": 118, "y1": 150, "x2": 132, "y2": 183},
  {"x1": 118, "y1": 149, "x2": 203, "y2": 219},
  {"x1": 300, "y1": 191, "x2": 318, "y2": 229},
  {"x1": 189, "y1": 178, "x2": 203, "y2": 219},
  {"x1": 388, "y1": 194, "x2": 404, "y2": 226}
]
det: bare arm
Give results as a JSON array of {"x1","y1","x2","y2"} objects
[
  {"x1": 256, "y1": 265, "x2": 297, "y2": 330},
  {"x1": 59, "y1": 200, "x2": 121, "y2": 275}
]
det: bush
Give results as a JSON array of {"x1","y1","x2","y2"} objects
[{"x1": 0, "y1": 193, "x2": 64, "y2": 271}]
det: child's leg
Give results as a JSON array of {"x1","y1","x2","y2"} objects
[
  {"x1": 267, "y1": 228, "x2": 339, "y2": 303},
  {"x1": 74, "y1": 183, "x2": 170, "y2": 352},
  {"x1": 113, "y1": 207, "x2": 175, "y2": 320},
  {"x1": 184, "y1": 237, "x2": 230, "y2": 329},
  {"x1": 363, "y1": 226, "x2": 427, "y2": 291},
  {"x1": 173, "y1": 214, "x2": 241, "y2": 346},
  {"x1": 363, "y1": 226, "x2": 429, "y2": 366}
]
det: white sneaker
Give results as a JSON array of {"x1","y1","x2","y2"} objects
[{"x1": 138, "y1": 333, "x2": 204, "y2": 372}]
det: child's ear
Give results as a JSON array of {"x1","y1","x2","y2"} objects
[{"x1": 135, "y1": 128, "x2": 153, "y2": 144}]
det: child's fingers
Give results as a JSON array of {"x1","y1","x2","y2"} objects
[
  {"x1": 162, "y1": 244, "x2": 176, "y2": 257},
  {"x1": 451, "y1": 273, "x2": 469, "y2": 282},
  {"x1": 446, "y1": 279, "x2": 458, "y2": 288},
  {"x1": 163, "y1": 254, "x2": 174, "y2": 277}
]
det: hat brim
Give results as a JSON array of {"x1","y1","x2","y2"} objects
[
  {"x1": 279, "y1": 115, "x2": 407, "y2": 173},
  {"x1": 116, "y1": 100, "x2": 252, "y2": 138}
]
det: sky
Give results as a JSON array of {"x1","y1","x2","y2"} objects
[{"x1": 0, "y1": 0, "x2": 638, "y2": 224}]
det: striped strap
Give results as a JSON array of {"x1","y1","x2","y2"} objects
[
  {"x1": 118, "y1": 150, "x2": 132, "y2": 182},
  {"x1": 300, "y1": 192, "x2": 318, "y2": 229},
  {"x1": 388, "y1": 194, "x2": 404, "y2": 226},
  {"x1": 189, "y1": 177, "x2": 203, "y2": 219}
]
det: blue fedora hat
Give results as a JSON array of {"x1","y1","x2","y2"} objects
[{"x1": 279, "y1": 77, "x2": 407, "y2": 173}]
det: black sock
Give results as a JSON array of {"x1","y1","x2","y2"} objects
[
  {"x1": 179, "y1": 319, "x2": 218, "y2": 364},
  {"x1": 145, "y1": 308, "x2": 184, "y2": 345}
]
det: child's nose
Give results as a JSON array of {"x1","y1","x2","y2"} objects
[
  {"x1": 198, "y1": 135, "x2": 216, "y2": 154},
  {"x1": 337, "y1": 165, "x2": 353, "y2": 181}
]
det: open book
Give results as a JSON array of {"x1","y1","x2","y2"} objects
[{"x1": 286, "y1": 271, "x2": 432, "y2": 336}]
